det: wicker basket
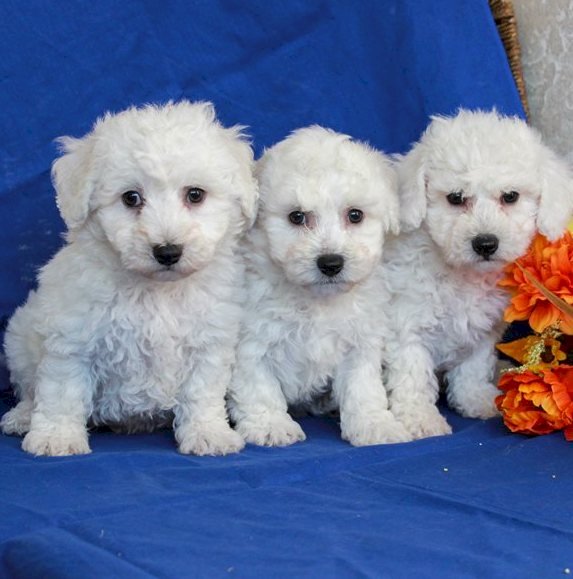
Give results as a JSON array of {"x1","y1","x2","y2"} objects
[{"x1": 489, "y1": 0, "x2": 530, "y2": 118}]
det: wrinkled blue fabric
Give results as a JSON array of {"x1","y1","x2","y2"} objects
[{"x1": 3, "y1": 1, "x2": 569, "y2": 578}]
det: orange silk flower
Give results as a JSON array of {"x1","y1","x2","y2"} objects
[
  {"x1": 496, "y1": 365, "x2": 573, "y2": 440},
  {"x1": 499, "y1": 232, "x2": 573, "y2": 334}
]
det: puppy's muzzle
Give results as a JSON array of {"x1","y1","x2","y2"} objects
[
  {"x1": 471, "y1": 234, "x2": 499, "y2": 259},
  {"x1": 316, "y1": 253, "x2": 344, "y2": 277},
  {"x1": 152, "y1": 244, "x2": 183, "y2": 266}
]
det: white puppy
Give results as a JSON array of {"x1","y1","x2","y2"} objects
[
  {"x1": 383, "y1": 109, "x2": 573, "y2": 439},
  {"x1": 229, "y1": 126, "x2": 410, "y2": 447},
  {"x1": 2, "y1": 101, "x2": 258, "y2": 456}
]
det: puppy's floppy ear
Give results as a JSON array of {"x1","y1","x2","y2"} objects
[
  {"x1": 536, "y1": 150, "x2": 573, "y2": 241},
  {"x1": 226, "y1": 127, "x2": 259, "y2": 229},
  {"x1": 373, "y1": 153, "x2": 401, "y2": 236},
  {"x1": 52, "y1": 135, "x2": 96, "y2": 231},
  {"x1": 394, "y1": 144, "x2": 427, "y2": 233},
  {"x1": 385, "y1": 177, "x2": 401, "y2": 236}
]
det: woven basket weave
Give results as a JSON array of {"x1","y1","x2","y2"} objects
[{"x1": 489, "y1": 0, "x2": 530, "y2": 118}]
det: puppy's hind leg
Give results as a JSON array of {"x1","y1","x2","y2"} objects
[
  {"x1": 3, "y1": 299, "x2": 42, "y2": 436},
  {"x1": 385, "y1": 338, "x2": 452, "y2": 439},
  {"x1": 1, "y1": 397, "x2": 33, "y2": 435},
  {"x1": 446, "y1": 336, "x2": 500, "y2": 419}
]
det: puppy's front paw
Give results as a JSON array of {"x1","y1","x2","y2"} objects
[
  {"x1": 236, "y1": 413, "x2": 306, "y2": 447},
  {"x1": 463, "y1": 401, "x2": 500, "y2": 420},
  {"x1": 177, "y1": 423, "x2": 245, "y2": 456},
  {"x1": 393, "y1": 403, "x2": 452, "y2": 440},
  {"x1": 342, "y1": 411, "x2": 412, "y2": 446},
  {"x1": 449, "y1": 383, "x2": 500, "y2": 419},
  {"x1": 1, "y1": 401, "x2": 33, "y2": 436},
  {"x1": 22, "y1": 427, "x2": 91, "y2": 456}
]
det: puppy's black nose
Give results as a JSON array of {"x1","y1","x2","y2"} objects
[
  {"x1": 471, "y1": 234, "x2": 499, "y2": 258},
  {"x1": 316, "y1": 254, "x2": 344, "y2": 277},
  {"x1": 153, "y1": 244, "x2": 183, "y2": 266}
]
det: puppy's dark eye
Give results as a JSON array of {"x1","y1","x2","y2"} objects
[
  {"x1": 501, "y1": 190, "x2": 520, "y2": 204},
  {"x1": 446, "y1": 191, "x2": 465, "y2": 206},
  {"x1": 122, "y1": 190, "x2": 143, "y2": 208},
  {"x1": 347, "y1": 208, "x2": 364, "y2": 224},
  {"x1": 187, "y1": 187, "x2": 206, "y2": 204},
  {"x1": 288, "y1": 211, "x2": 306, "y2": 226}
]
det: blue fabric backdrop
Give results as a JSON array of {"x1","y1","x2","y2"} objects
[{"x1": 2, "y1": 1, "x2": 571, "y2": 577}]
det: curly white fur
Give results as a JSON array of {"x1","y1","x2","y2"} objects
[
  {"x1": 229, "y1": 126, "x2": 411, "y2": 447},
  {"x1": 384, "y1": 109, "x2": 573, "y2": 439},
  {"x1": 2, "y1": 101, "x2": 258, "y2": 456}
]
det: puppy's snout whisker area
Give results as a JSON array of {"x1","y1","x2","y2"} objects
[
  {"x1": 316, "y1": 253, "x2": 344, "y2": 277},
  {"x1": 152, "y1": 244, "x2": 183, "y2": 266},
  {"x1": 471, "y1": 234, "x2": 499, "y2": 259}
]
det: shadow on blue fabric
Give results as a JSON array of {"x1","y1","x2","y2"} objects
[{"x1": 1, "y1": 1, "x2": 571, "y2": 577}]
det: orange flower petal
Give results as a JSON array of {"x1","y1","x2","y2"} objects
[
  {"x1": 496, "y1": 337, "x2": 531, "y2": 364},
  {"x1": 497, "y1": 366, "x2": 573, "y2": 439},
  {"x1": 529, "y1": 301, "x2": 560, "y2": 333},
  {"x1": 500, "y1": 233, "x2": 573, "y2": 335}
]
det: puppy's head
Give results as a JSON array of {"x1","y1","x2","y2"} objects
[
  {"x1": 52, "y1": 101, "x2": 258, "y2": 281},
  {"x1": 398, "y1": 109, "x2": 573, "y2": 270},
  {"x1": 255, "y1": 126, "x2": 399, "y2": 296}
]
